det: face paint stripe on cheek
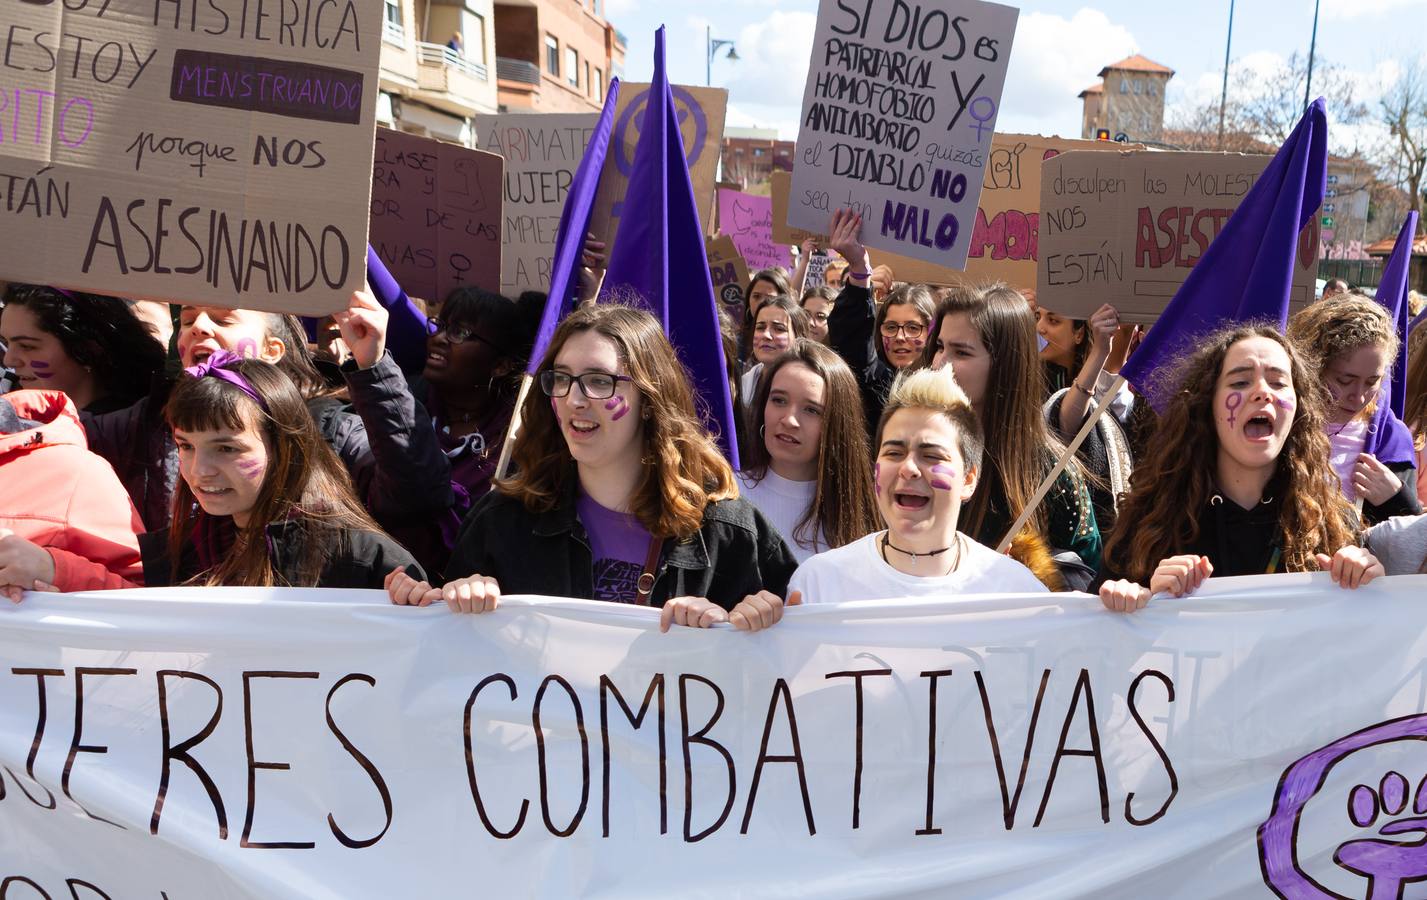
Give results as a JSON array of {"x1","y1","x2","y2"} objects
[
  {"x1": 605, "y1": 396, "x2": 629, "y2": 421},
  {"x1": 234, "y1": 458, "x2": 266, "y2": 480},
  {"x1": 1274, "y1": 396, "x2": 1295, "y2": 411},
  {"x1": 929, "y1": 464, "x2": 958, "y2": 491}
]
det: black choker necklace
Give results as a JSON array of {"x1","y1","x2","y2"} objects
[
  {"x1": 882, "y1": 535, "x2": 954, "y2": 557},
  {"x1": 880, "y1": 532, "x2": 964, "y2": 576}
]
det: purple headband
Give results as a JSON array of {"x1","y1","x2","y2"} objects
[{"x1": 183, "y1": 349, "x2": 269, "y2": 412}]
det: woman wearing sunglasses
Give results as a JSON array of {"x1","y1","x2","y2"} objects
[
  {"x1": 387, "y1": 305, "x2": 800, "y2": 632},
  {"x1": 420, "y1": 287, "x2": 534, "y2": 505}
]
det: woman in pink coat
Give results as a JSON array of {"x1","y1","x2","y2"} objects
[{"x1": 0, "y1": 390, "x2": 143, "y2": 598}]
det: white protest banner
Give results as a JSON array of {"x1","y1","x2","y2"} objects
[
  {"x1": 789, "y1": 0, "x2": 1019, "y2": 271},
  {"x1": 369, "y1": 128, "x2": 503, "y2": 303},
  {"x1": 473, "y1": 113, "x2": 597, "y2": 294},
  {"x1": 0, "y1": 1, "x2": 382, "y2": 316},
  {"x1": 1036, "y1": 149, "x2": 1320, "y2": 322},
  {"x1": 6, "y1": 575, "x2": 1427, "y2": 897}
]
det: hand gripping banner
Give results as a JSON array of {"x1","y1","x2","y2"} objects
[{"x1": 3, "y1": 573, "x2": 1427, "y2": 898}]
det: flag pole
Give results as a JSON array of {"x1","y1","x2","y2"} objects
[
  {"x1": 493, "y1": 372, "x2": 534, "y2": 482},
  {"x1": 995, "y1": 375, "x2": 1125, "y2": 554}
]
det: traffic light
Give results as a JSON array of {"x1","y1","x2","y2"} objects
[{"x1": 1095, "y1": 128, "x2": 1111, "y2": 141}]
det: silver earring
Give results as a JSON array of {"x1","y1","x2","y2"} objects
[{"x1": 759, "y1": 425, "x2": 765, "y2": 440}]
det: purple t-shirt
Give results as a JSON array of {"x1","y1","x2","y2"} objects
[{"x1": 577, "y1": 492, "x2": 655, "y2": 603}]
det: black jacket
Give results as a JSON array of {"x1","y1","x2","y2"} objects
[
  {"x1": 83, "y1": 353, "x2": 456, "y2": 542},
  {"x1": 447, "y1": 480, "x2": 799, "y2": 609},
  {"x1": 826, "y1": 282, "x2": 894, "y2": 442},
  {"x1": 1362, "y1": 459, "x2": 1422, "y2": 526},
  {"x1": 139, "y1": 520, "x2": 424, "y2": 589}
]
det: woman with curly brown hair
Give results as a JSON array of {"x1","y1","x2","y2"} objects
[
  {"x1": 1098, "y1": 325, "x2": 1382, "y2": 612},
  {"x1": 1288, "y1": 294, "x2": 1421, "y2": 524},
  {"x1": 386, "y1": 305, "x2": 799, "y2": 632}
]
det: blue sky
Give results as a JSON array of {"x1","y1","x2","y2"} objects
[{"x1": 605, "y1": 0, "x2": 1426, "y2": 150}]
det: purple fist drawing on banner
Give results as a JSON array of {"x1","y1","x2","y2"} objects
[
  {"x1": 1335, "y1": 771, "x2": 1427, "y2": 898},
  {"x1": 1260, "y1": 713, "x2": 1427, "y2": 899}
]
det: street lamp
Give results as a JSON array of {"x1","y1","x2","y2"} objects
[{"x1": 706, "y1": 26, "x2": 739, "y2": 86}]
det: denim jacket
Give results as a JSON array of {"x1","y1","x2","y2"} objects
[{"x1": 446, "y1": 478, "x2": 798, "y2": 609}]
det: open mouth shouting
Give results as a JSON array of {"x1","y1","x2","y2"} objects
[{"x1": 892, "y1": 487, "x2": 931, "y2": 510}]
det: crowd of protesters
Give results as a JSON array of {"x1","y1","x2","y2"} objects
[{"x1": 2, "y1": 208, "x2": 1425, "y2": 628}]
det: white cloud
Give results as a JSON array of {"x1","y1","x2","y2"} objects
[
  {"x1": 1323, "y1": 0, "x2": 1426, "y2": 19},
  {"x1": 994, "y1": 8, "x2": 1140, "y2": 137},
  {"x1": 723, "y1": 10, "x2": 818, "y2": 110}
]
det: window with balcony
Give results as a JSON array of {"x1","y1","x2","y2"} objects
[
  {"x1": 594, "y1": 68, "x2": 603, "y2": 102},
  {"x1": 566, "y1": 48, "x2": 579, "y2": 87},
  {"x1": 467, "y1": 12, "x2": 486, "y2": 65},
  {"x1": 545, "y1": 35, "x2": 560, "y2": 77},
  {"x1": 383, "y1": 0, "x2": 403, "y2": 44}
]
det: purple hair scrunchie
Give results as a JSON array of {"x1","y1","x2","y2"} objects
[{"x1": 183, "y1": 349, "x2": 269, "y2": 412}]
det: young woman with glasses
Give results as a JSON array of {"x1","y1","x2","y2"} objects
[
  {"x1": 822, "y1": 209, "x2": 936, "y2": 439},
  {"x1": 387, "y1": 305, "x2": 800, "y2": 633}
]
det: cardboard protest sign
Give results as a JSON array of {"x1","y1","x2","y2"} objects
[
  {"x1": 369, "y1": 129, "x2": 502, "y2": 303},
  {"x1": 1036, "y1": 150, "x2": 1320, "y2": 322},
  {"x1": 706, "y1": 234, "x2": 751, "y2": 324},
  {"x1": 788, "y1": 0, "x2": 1019, "y2": 271},
  {"x1": 0, "y1": 1, "x2": 382, "y2": 315},
  {"x1": 474, "y1": 113, "x2": 597, "y2": 294},
  {"x1": 802, "y1": 251, "x2": 832, "y2": 292},
  {"x1": 718, "y1": 189, "x2": 789, "y2": 271},
  {"x1": 591, "y1": 82, "x2": 727, "y2": 250}
]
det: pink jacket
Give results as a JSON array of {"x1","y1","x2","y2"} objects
[{"x1": 0, "y1": 390, "x2": 143, "y2": 590}]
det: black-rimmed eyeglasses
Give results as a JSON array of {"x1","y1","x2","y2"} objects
[
  {"x1": 539, "y1": 370, "x2": 632, "y2": 400},
  {"x1": 426, "y1": 317, "x2": 496, "y2": 349}
]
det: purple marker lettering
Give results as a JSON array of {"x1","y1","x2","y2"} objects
[
  {"x1": 1224, "y1": 391, "x2": 1243, "y2": 427},
  {"x1": 605, "y1": 397, "x2": 629, "y2": 421},
  {"x1": 929, "y1": 464, "x2": 957, "y2": 491}
]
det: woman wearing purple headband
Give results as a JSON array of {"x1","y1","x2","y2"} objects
[{"x1": 141, "y1": 351, "x2": 424, "y2": 588}]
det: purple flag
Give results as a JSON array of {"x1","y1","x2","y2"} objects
[
  {"x1": 597, "y1": 28, "x2": 740, "y2": 467},
  {"x1": 1121, "y1": 99, "x2": 1328, "y2": 411},
  {"x1": 366, "y1": 244, "x2": 432, "y2": 375},
  {"x1": 1363, "y1": 212, "x2": 1418, "y2": 464},
  {"x1": 526, "y1": 78, "x2": 623, "y2": 375}
]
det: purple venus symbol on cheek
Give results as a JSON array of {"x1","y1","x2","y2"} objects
[
  {"x1": 234, "y1": 337, "x2": 259, "y2": 359},
  {"x1": 1224, "y1": 391, "x2": 1243, "y2": 427},
  {"x1": 605, "y1": 396, "x2": 630, "y2": 421},
  {"x1": 929, "y1": 464, "x2": 958, "y2": 491}
]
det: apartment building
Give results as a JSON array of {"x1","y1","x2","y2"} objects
[
  {"x1": 377, "y1": 0, "x2": 501, "y2": 145},
  {"x1": 1078, "y1": 54, "x2": 1175, "y2": 144},
  {"x1": 720, "y1": 127, "x2": 795, "y2": 191},
  {"x1": 493, "y1": 0, "x2": 627, "y2": 114}
]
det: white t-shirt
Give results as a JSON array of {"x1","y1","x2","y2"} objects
[
  {"x1": 740, "y1": 364, "x2": 765, "y2": 412},
  {"x1": 738, "y1": 470, "x2": 826, "y2": 563},
  {"x1": 790, "y1": 532, "x2": 1049, "y2": 603}
]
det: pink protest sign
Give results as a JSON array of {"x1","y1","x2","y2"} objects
[{"x1": 718, "y1": 190, "x2": 790, "y2": 272}]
